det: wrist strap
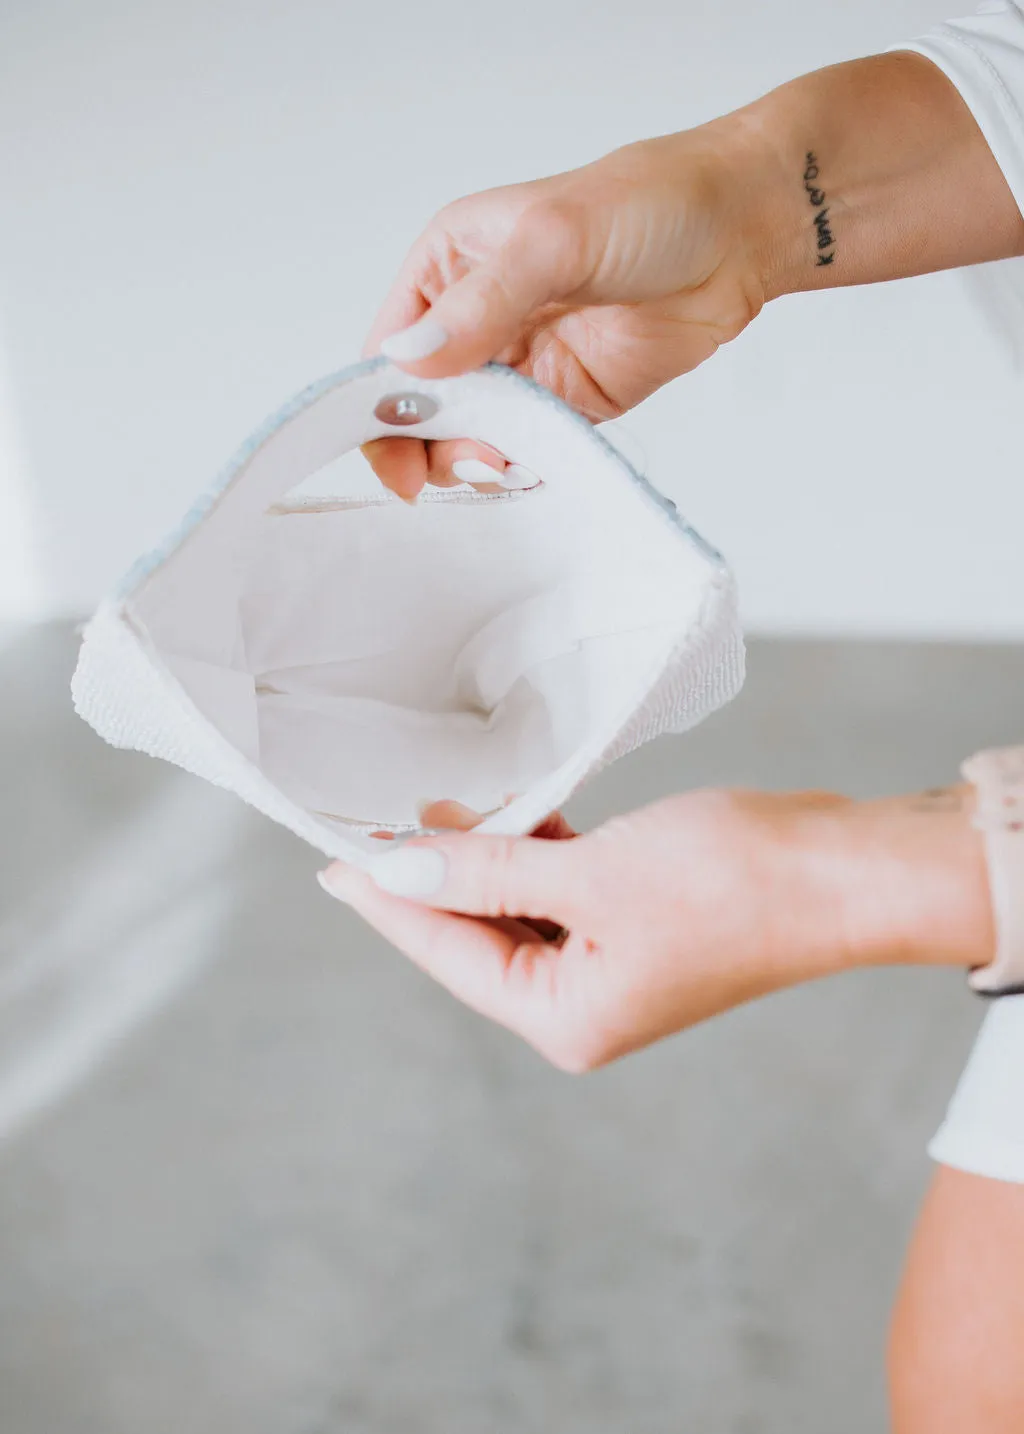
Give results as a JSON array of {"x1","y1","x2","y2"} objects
[{"x1": 962, "y1": 746, "x2": 1024, "y2": 996}]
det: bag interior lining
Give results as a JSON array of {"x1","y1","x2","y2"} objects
[{"x1": 126, "y1": 365, "x2": 704, "y2": 831}]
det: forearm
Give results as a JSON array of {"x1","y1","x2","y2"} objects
[
  {"x1": 720, "y1": 51, "x2": 1024, "y2": 300},
  {"x1": 807, "y1": 782, "x2": 995, "y2": 976}
]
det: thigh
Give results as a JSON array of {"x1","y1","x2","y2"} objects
[{"x1": 890, "y1": 1163, "x2": 1024, "y2": 1434}]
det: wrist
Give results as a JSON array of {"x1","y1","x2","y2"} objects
[
  {"x1": 714, "y1": 51, "x2": 1024, "y2": 303},
  {"x1": 695, "y1": 104, "x2": 799, "y2": 308},
  {"x1": 811, "y1": 786, "x2": 995, "y2": 974}
]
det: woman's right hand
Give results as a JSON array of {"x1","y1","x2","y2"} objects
[{"x1": 362, "y1": 118, "x2": 779, "y2": 499}]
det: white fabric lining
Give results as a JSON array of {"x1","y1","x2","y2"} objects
[
  {"x1": 72, "y1": 360, "x2": 743, "y2": 860},
  {"x1": 180, "y1": 475, "x2": 698, "y2": 827}
]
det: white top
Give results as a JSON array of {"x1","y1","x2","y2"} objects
[
  {"x1": 895, "y1": 2, "x2": 1024, "y2": 219},
  {"x1": 895, "y1": 5, "x2": 1024, "y2": 1183}
]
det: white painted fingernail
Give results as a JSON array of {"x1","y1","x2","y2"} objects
[
  {"x1": 500, "y1": 464, "x2": 539, "y2": 490},
  {"x1": 452, "y1": 458, "x2": 502, "y2": 485},
  {"x1": 317, "y1": 867, "x2": 362, "y2": 903},
  {"x1": 380, "y1": 316, "x2": 449, "y2": 362},
  {"x1": 364, "y1": 846, "x2": 448, "y2": 898}
]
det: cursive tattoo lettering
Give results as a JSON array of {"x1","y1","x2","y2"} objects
[{"x1": 804, "y1": 152, "x2": 836, "y2": 268}]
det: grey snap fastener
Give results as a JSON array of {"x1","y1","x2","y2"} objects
[{"x1": 373, "y1": 392, "x2": 439, "y2": 426}]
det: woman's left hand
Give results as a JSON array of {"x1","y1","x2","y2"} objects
[{"x1": 318, "y1": 787, "x2": 991, "y2": 1071}]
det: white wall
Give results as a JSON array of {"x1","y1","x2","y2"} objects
[
  {"x1": 0, "y1": 0, "x2": 1021, "y2": 635},
  {"x1": 0, "y1": 339, "x2": 43, "y2": 624}
]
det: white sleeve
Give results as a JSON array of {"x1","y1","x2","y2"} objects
[
  {"x1": 930, "y1": 997, "x2": 1024, "y2": 1183},
  {"x1": 891, "y1": 2, "x2": 1024, "y2": 218}
]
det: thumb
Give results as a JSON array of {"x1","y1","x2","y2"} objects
[
  {"x1": 380, "y1": 218, "x2": 577, "y2": 377},
  {"x1": 354, "y1": 832, "x2": 576, "y2": 921}
]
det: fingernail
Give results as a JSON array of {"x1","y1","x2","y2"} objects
[
  {"x1": 364, "y1": 846, "x2": 447, "y2": 898},
  {"x1": 500, "y1": 464, "x2": 539, "y2": 490},
  {"x1": 380, "y1": 316, "x2": 449, "y2": 362},
  {"x1": 317, "y1": 867, "x2": 362, "y2": 903},
  {"x1": 452, "y1": 458, "x2": 502, "y2": 485}
]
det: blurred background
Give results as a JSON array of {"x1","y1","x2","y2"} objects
[{"x1": 0, "y1": 0, "x2": 1022, "y2": 1430}]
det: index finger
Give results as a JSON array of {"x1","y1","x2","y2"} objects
[
  {"x1": 362, "y1": 245, "x2": 432, "y2": 362},
  {"x1": 321, "y1": 865, "x2": 562, "y2": 1034}
]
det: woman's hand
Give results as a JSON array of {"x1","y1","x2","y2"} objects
[
  {"x1": 318, "y1": 787, "x2": 993, "y2": 1071},
  {"x1": 364, "y1": 51, "x2": 1024, "y2": 501},
  {"x1": 362, "y1": 120, "x2": 776, "y2": 500}
]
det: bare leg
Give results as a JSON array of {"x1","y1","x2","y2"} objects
[{"x1": 890, "y1": 1164, "x2": 1024, "y2": 1433}]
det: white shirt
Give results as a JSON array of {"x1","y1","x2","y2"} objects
[{"x1": 895, "y1": 3, "x2": 1024, "y2": 1183}]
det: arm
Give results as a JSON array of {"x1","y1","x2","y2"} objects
[
  {"x1": 732, "y1": 50, "x2": 1024, "y2": 300},
  {"x1": 365, "y1": 40, "x2": 1024, "y2": 496}
]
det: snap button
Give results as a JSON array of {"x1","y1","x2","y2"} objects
[{"x1": 373, "y1": 393, "x2": 439, "y2": 426}]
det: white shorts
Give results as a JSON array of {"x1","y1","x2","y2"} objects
[{"x1": 930, "y1": 995, "x2": 1024, "y2": 1184}]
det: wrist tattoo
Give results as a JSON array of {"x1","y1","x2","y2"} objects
[
  {"x1": 907, "y1": 786, "x2": 967, "y2": 814},
  {"x1": 803, "y1": 152, "x2": 836, "y2": 268}
]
